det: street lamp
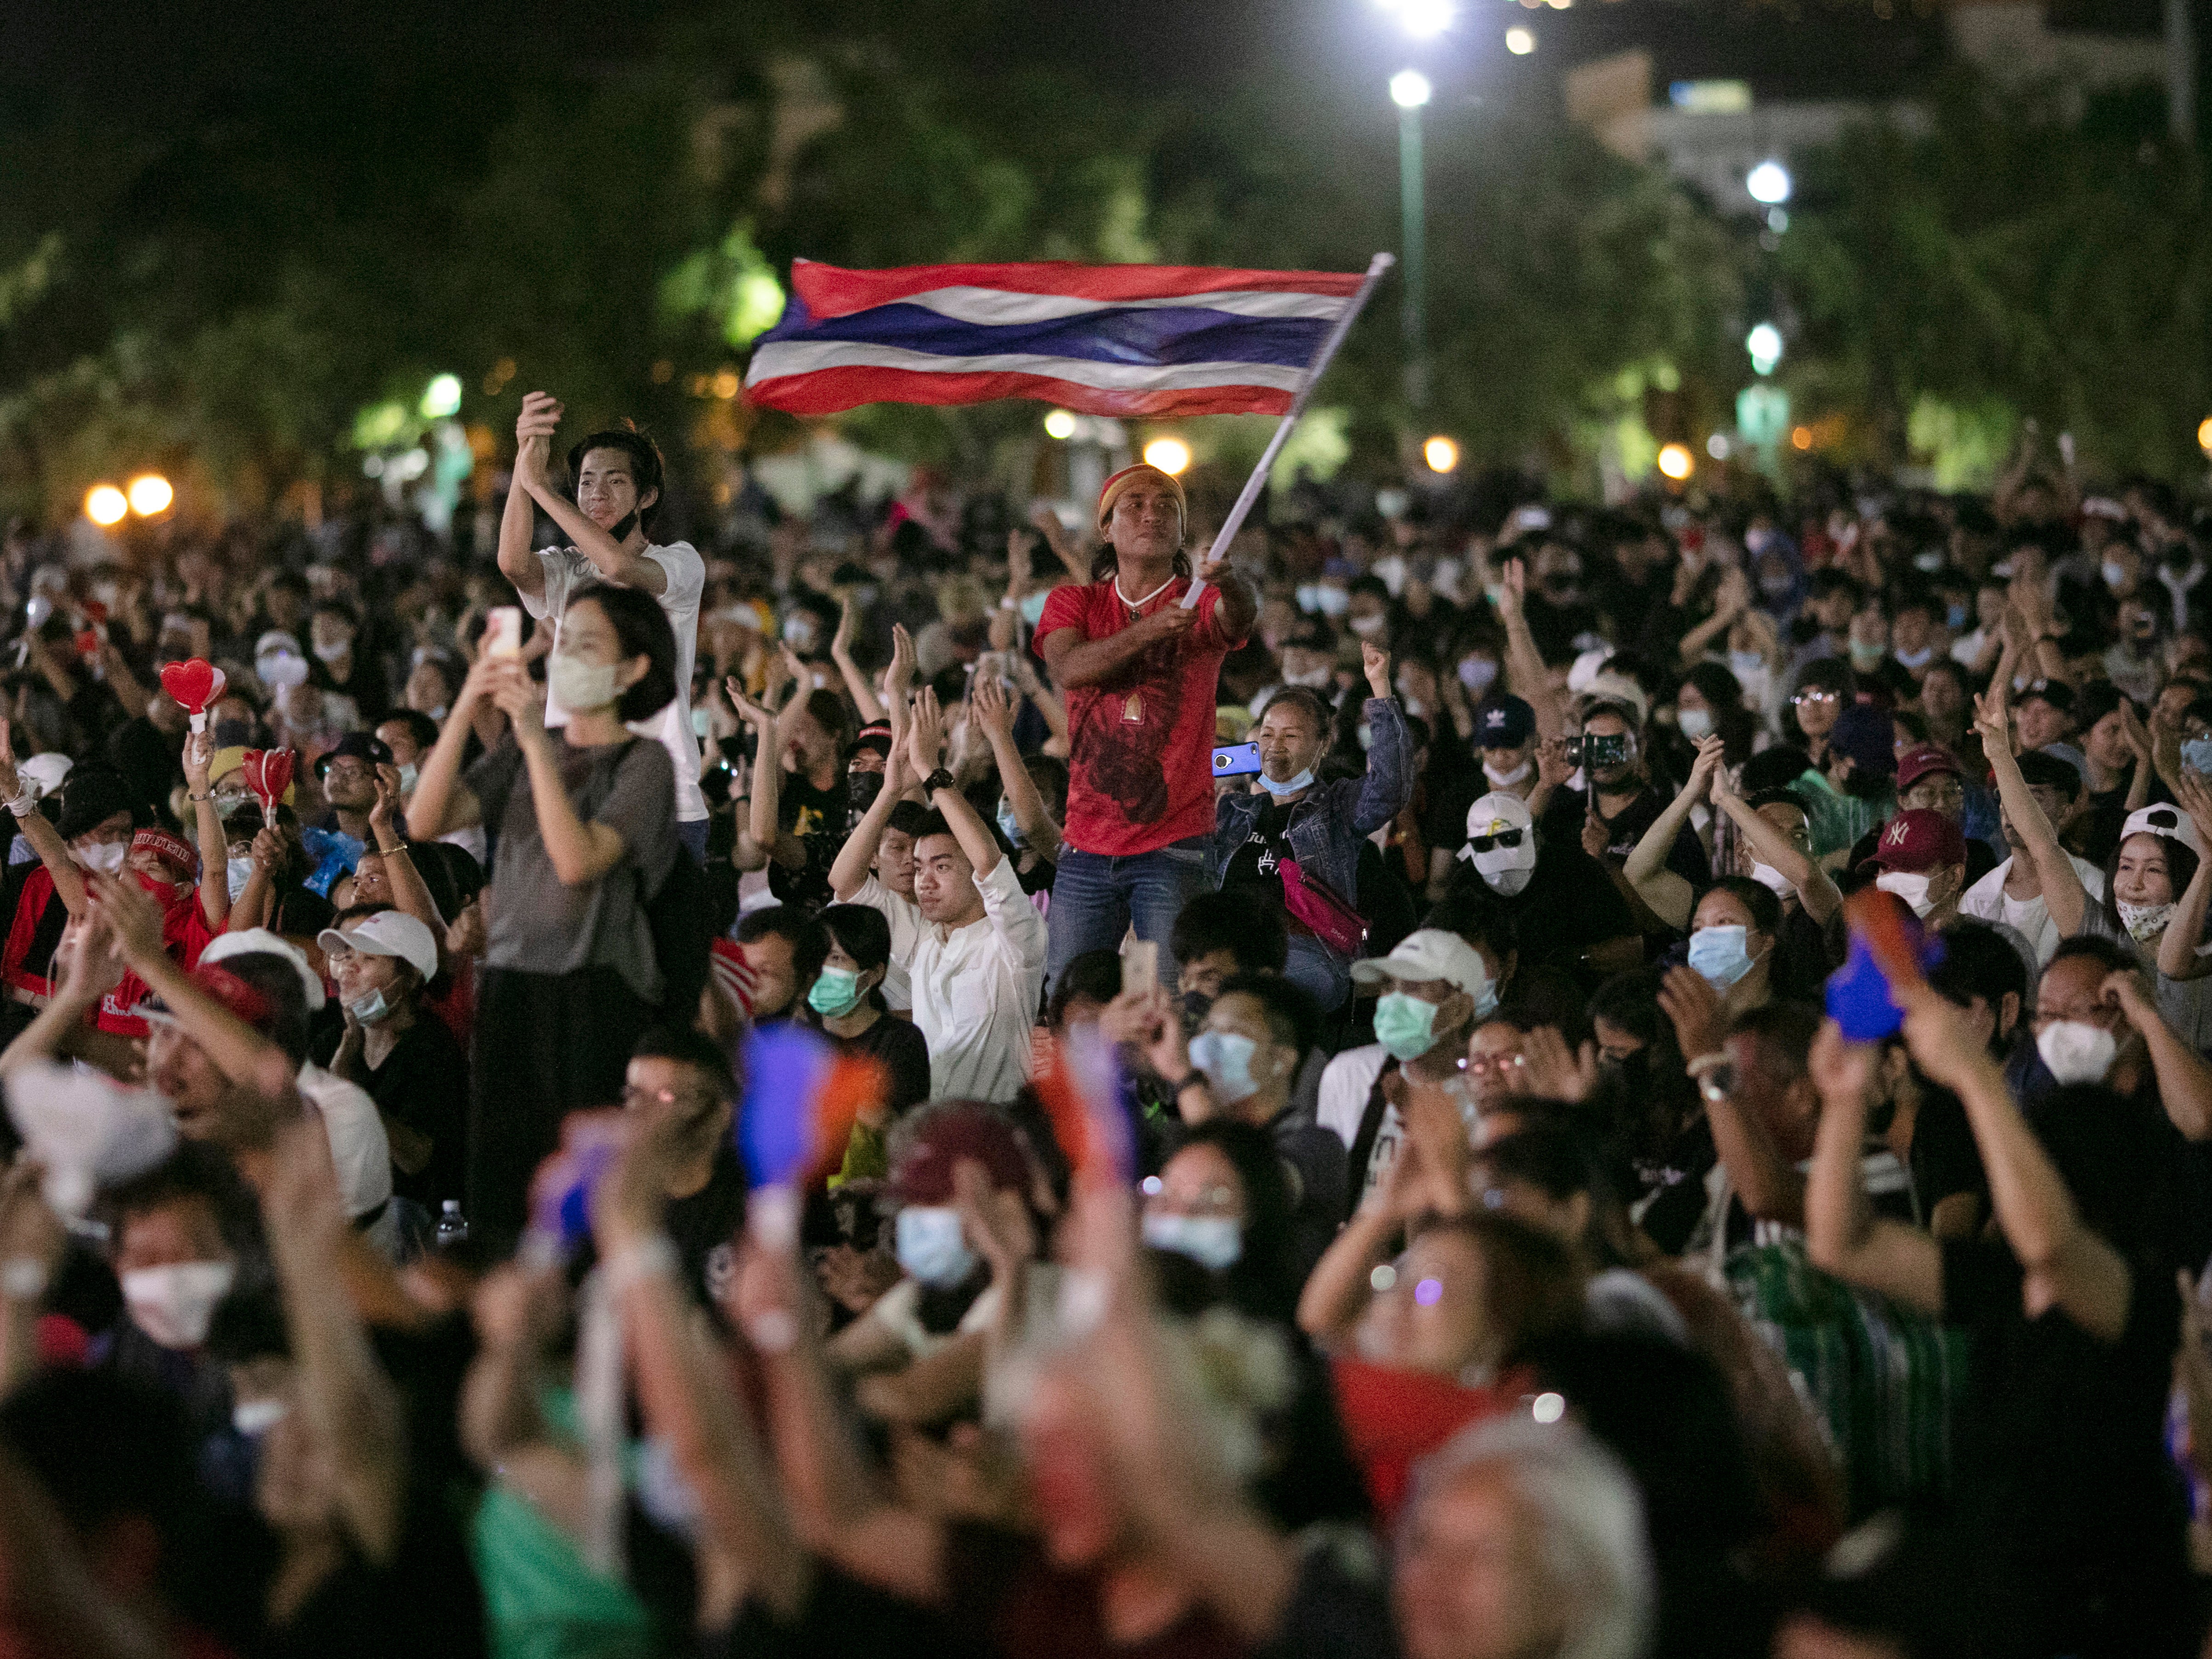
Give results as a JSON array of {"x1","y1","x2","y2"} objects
[
  {"x1": 1142, "y1": 436, "x2": 1192, "y2": 476},
  {"x1": 1746, "y1": 322, "x2": 1783, "y2": 377},
  {"x1": 85, "y1": 485, "x2": 127, "y2": 527},
  {"x1": 1746, "y1": 160, "x2": 1793, "y2": 206},
  {"x1": 1423, "y1": 435, "x2": 1460, "y2": 473},
  {"x1": 1389, "y1": 70, "x2": 1431, "y2": 413},
  {"x1": 126, "y1": 473, "x2": 173, "y2": 516}
]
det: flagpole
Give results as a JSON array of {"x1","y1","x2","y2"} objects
[{"x1": 1181, "y1": 250, "x2": 1395, "y2": 609}]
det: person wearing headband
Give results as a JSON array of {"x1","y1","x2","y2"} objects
[{"x1": 1034, "y1": 463, "x2": 1259, "y2": 998}]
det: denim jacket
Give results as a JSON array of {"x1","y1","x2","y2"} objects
[{"x1": 1210, "y1": 696, "x2": 1415, "y2": 947}]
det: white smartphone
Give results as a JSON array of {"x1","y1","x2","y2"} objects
[
  {"x1": 484, "y1": 606, "x2": 523, "y2": 658},
  {"x1": 1120, "y1": 939, "x2": 1159, "y2": 998}
]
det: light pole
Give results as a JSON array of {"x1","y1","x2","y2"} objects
[{"x1": 1390, "y1": 69, "x2": 1431, "y2": 413}]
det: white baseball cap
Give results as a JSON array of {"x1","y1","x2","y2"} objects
[
  {"x1": 18, "y1": 753, "x2": 72, "y2": 800},
  {"x1": 198, "y1": 928, "x2": 327, "y2": 1012},
  {"x1": 318, "y1": 911, "x2": 438, "y2": 985},
  {"x1": 2121, "y1": 802, "x2": 2206, "y2": 861},
  {"x1": 1349, "y1": 928, "x2": 1493, "y2": 999},
  {"x1": 1465, "y1": 791, "x2": 1535, "y2": 841}
]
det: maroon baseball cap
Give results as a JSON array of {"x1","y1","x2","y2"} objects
[
  {"x1": 1869, "y1": 808, "x2": 1967, "y2": 872},
  {"x1": 1894, "y1": 744, "x2": 1962, "y2": 793},
  {"x1": 885, "y1": 1102, "x2": 1034, "y2": 1205}
]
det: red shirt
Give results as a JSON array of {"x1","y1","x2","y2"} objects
[
  {"x1": 0, "y1": 867, "x2": 66, "y2": 1002},
  {"x1": 1038, "y1": 576, "x2": 1244, "y2": 857},
  {"x1": 1330, "y1": 1355, "x2": 1526, "y2": 1522},
  {"x1": 100, "y1": 894, "x2": 216, "y2": 1036}
]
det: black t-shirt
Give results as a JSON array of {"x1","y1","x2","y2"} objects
[
  {"x1": 1223, "y1": 795, "x2": 1296, "y2": 905},
  {"x1": 1772, "y1": 902, "x2": 1840, "y2": 1003},
  {"x1": 824, "y1": 1011, "x2": 933, "y2": 1120},
  {"x1": 773, "y1": 772, "x2": 848, "y2": 915},
  {"x1": 1905, "y1": 1085, "x2": 1986, "y2": 1221},
  {"x1": 317, "y1": 1014, "x2": 471, "y2": 1209},
  {"x1": 1546, "y1": 783, "x2": 1711, "y2": 895},
  {"x1": 664, "y1": 1142, "x2": 750, "y2": 1313},
  {"x1": 1443, "y1": 842, "x2": 1639, "y2": 976}
]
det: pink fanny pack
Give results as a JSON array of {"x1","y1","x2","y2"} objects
[{"x1": 1278, "y1": 858, "x2": 1367, "y2": 958}]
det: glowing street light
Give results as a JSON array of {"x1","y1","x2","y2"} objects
[
  {"x1": 1375, "y1": 0, "x2": 1456, "y2": 37},
  {"x1": 1389, "y1": 70, "x2": 1431, "y2": 109},
  {"x1": 1142, "y1": 436, "x2": 1192, "y2": 476},
  {"x1": 2197, "y1": 416, "x2": 2212, "y2": 454},
  {"x1": 1043, "y1": 409, "x2": 1077, "y2": 440},
  {"x1": 1505, "y1": 26, "x2": 1536, "y2": 53},
  {"x1": 1423, "y1": 435, "x2": 1460, "y2": 473},
  {"x1": 1746, "y1": 322, "x2": 1784, "y2": 376},
  {"x1": 126, "y1": 473, "x2": 173, "y2": 516},
  {"x1": 420, "y1": 373, "x2": 463, "y2": 419},
  {"x1": 1656, "y1": 443, "x2": 1695, "y2": 481},
  {"x1": 85, "y1": 485, "x2": 128, "y2": 527},
  {"x1": 1746, "y1": 160, "x2": 1793, "y2": 205}
]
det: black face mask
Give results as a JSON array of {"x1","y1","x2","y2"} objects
[
  {"x1": 607, "y1": 509, "x2": 640, "y2": 544},
  {"x1": 1181, "y1": 990, "x2": 1214, "y2": 1035},
  {"x1": 1602, "y1": 1049, "x2": 1650, "y2": 1102},
  {"x1": 847, "y1": 770, "x2": 884, "y2": 814}
]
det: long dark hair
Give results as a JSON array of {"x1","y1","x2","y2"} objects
[
  {"x1": 1149, "y1": 1120, "x2": 1302, "y2": 1324},
  {"x1": 1089, "y1": 545, "x2": 1193, "y2": 583},
  {"x1": 1679, "y1": 662, "x2": 1757, "y2": 767}
]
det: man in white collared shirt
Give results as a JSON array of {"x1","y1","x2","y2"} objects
[{"x1": 829, "y1": 689, "x2": 1047, "y2": 1104}]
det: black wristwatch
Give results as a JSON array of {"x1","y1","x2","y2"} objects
[{"x1": 922, "y1": 767, "x2": 956, "y2": 796}]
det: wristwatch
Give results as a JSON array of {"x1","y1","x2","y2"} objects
[{"x1": 922, "y1": 768, "x2": 956, "y2": 797}]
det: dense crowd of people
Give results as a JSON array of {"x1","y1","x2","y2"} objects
[{"x1": 5, "y1": 403, "x2": 2212, "y2": 1659}]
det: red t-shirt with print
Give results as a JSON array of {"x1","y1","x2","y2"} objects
[{"x1": 1038, "y1": 576, "x2": 1244, "y2": 858}]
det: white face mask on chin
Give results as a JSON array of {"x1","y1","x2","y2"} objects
[
  {"x1": 122, "y1": 1260, "x2": 237, "y2": 1350},
  {"x1": 1482, "y1": 757, "x2": 1532, "y2": 788}
]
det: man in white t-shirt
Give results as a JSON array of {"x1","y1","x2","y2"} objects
[
  {"x1": 1957, "y1": 748, "x2": 2107, "y2": 968},
  {"x1": 497, "y1": 391, "x2": 709, "y2": 859}
]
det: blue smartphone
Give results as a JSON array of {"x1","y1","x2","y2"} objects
[{"x1": 1212, "y1": 742, "x2": 1263, "y2": 778}]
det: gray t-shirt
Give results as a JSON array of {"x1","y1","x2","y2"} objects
[
  {"x1": 469, "y1": 734, "x2": 677, "y2": 1002},
  {"x1": 2074, "y1": 902, "x2": 2212, "y2": 1048}
]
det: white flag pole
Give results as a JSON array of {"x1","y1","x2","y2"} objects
[{"x1": 1181, "y1": 251, "x2": 1395, "y2": 608}]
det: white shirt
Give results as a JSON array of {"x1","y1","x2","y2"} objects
[
  {"x1": 295, "y1": 1061, "x2": 392, "y2": 1223},
  {"x1": 1958, "y1": 851, "x2": 2107, "y2": 968},
  {"x1": 1317, "y1": 1044, "x2": 1395, "y2": 1207},
  {"x1": 852, "y1": 860, "x2": 1048, "y2": 1105},
  {"x1": 520, "y1": 541, "x2": 708, "y2": 823}
]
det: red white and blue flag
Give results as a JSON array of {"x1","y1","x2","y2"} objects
[{"x1": 743, "y1": 258, "x2": 1372, "y2": 419}]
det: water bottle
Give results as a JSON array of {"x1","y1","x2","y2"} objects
[{"x1": 435, "y1": 1200, "x2": 469, "y2": 1251}]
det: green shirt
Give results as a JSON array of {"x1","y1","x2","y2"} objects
[{"x1": 1797, "y1": 768, "x2": 1891, "y2": 859}]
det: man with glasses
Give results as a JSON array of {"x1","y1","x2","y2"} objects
[
  {"x1": 2002, "y1": 935, "x2": 2212, "y2": 1141},
  {"x1": 1958, "y1": 750, "x2": 2105, "y2": 968},
  {"x1": 305, "y1": 731, "x2": 395, "y2": 899},
  {"x1": 1846, "y1": 745, "x2": 1999, "y2": 888}
]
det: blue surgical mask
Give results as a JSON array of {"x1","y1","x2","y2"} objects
[
  {"x1": 227, "y1": 855, "x2": 255, "y2": 901},
  {"x1": 1188, "y1": 1029, "x2": 1261, "y2": 1102},
  {"x1": 2184, "y1": 736, "x2": 2212, "y2": 776},
  {"x1": 1686, "y1": 924, "x2": 1754, "y2": 987},
  {"x1": 1946, "y1": 603, "x2": 1968, "y2": 631},
  {"x1": 347, "y1": 988, "x2": 391, "y2": 1025},
  {"x1": 807, "y1": 966, "x2": 865, "y2": 1017},
  {"x1": 894, "y1": 1206, "x2": 976, "y2": 1289},
  {"x1": 1018, "y1": 591, "x2": 1051, "y2": 628},
  {"x1": 1373, "y1": 991, "x2": 1442, "y2": 1061},
  {"x1": 397, "y1": 762, "x2": 419, "y2": 793},
  {"x1": 1141, "y1": 1212, "x2": 1243, "y2": 1272},
  {"x1": 1260, "y1": 768, "x2": 1315, "y2": 798},
  {"x1": 1458, "y1": 657, "x2": 1499, "y2": 694},
  {"x1": 996, "y1": 800, "x2": 1027, "y2": 847}
]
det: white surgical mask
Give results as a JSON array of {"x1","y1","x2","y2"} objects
[
  {"x1": 894, "y1": 1206, "x2": 976, "y2": 1289},
  {"x1": 1463, "y1": 825, "x2": 1537, "y2": 896},
  {"x1": 227, "y1": 855, "x2": 255, "y2": 900},
  {"x1": 1458, "y1": 658, "x2": 1499, "y2": 694},
  {"x1": 1482, "y1": 757, "x2": 1532, "y2": 788},
  {"x1": 1141, "y1": 1212, "x2": 1243, "y2": 1272},
  {"x1": 1748, "y1": 861, "x2": 1794, "y2": 897},
  {"x1": 2102, "y1": 560, "x2": 2129, "y2": 590},
  {"x1": 397, "y1": 762, "x2": 419, "y2": 793},
  {"x1": 548, "y1": 651, "x2": 618, "y2": 712},
  {"x1": 312, "y1": 637, "x2": 350, "y2": 664},
  {"x1": 232, "y1": 1397, "x2": 289, "y2": 1437},
  {"x1": 1349, "y1": 613, "x2": 1387, "y2": 637},
  {"x1": 1686, "y1": 924, "x2": 1755, "y2": 987},
  {"x1": 122, "y1": 1260, "x2": 236, "y2": 1350},
  {"x1": 1260, "y1": 768, "x2": 1315, "y2": 798},
  {"x1": 1893, "y1": 645, "x2": 1934, "y2": 671},
  {"x1": 74, "y1": 841, "x2": 128, "y2": 876},
  {"x1": 1676, "y1": 708, "x2": 1713, "y2": 740},
  {"x1": 1874, "y1": 870, "x2": 1935, "y2": 917},
  {"x1": 1188, "y1": 1029, "x2": 1262, "y2": 1102},
  {"x1": 2036, "y1": 1020, "x2": 2117, "y2": 1086},
  {"x1": 257, "y1": 652, "x2": 310, "y2": 690},
  {"x1": 1283, "y1": 666, "x2": 1332, "y2": 689}
]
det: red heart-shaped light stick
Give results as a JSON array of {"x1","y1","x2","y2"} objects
[
  {"x1": 241, "y1": 748, "x2": 294, "y2": 826},
  {"x1": 159, "y1": 659, "x2": 226, "y2": 731}
]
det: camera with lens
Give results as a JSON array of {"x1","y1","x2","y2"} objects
[{"x1": 1565, "y1": 733, "x2": 1632, "y2": 770}]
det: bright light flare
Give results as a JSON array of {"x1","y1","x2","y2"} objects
[
  {"x1": 85, "y1": 485, "x2": 128, "y2": 527},
  {"x1": 1656, "y1": 443, "x2": 1695, "y2": 481},
  {"x1": 1142, "y1": 437, "x2": 1192, "y2": 476},
  {"x1": 2197, "y1": 416, "x2": 2212, "y2": 455},
  {"x1": 1375, "y1": 0, "x2": 1457, "y2": 36},
  {"x1": 1423, "y1": 435, "x2": 1460, "y2": 473},
  {"x1": 1390, "y1": 69, "x2": 1432, "y2": 108},
  {"x1": 1747, "y1": 322, "x2": 1784, "y2": 375},
  {"x1": 1043, "y1": 409, "x2": 1077, "y2": 441},
  {"x1": 420, "y1": 373, "x2": 463, "y2": 419},
  {"x1": 1505, "y1": 26, "x2": 1537, "y2": 53},
  {"x1": 126, "y1": 474, "x2": 173, "y2": 516},
  {"x1": 1747, "y1": 160, "x2": 1793, "y2": 205}
]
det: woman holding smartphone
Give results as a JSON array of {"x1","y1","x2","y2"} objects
[{"x1": 408, "y1": 584, "x2": 681, "y2": 1246}]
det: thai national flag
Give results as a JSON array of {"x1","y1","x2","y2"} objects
[{"x1": 743, "y1": 258, "x2": 1372, "y2": 419}]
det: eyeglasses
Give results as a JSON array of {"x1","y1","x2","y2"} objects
[
  {"x1": 323, "y1": 760, "x2": 374, "y2": 782},
  {"x1": 1792, "y1": 690, "x2": 1841, "y2": 708},
  {"x1": 1467, "y1": 829, "x2": 1525, "y2": 854},
  {"x1": 1467, "y1": 1053, "x2": 1527, "y2": 1078}
]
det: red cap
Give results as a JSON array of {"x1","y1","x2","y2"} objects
[
  {"x1": 886, "y1": 1102, "x2": 1033, "y2": 1205},
  {"x1": 1870, "y1": 808, "x2": 1967, "y2": 872},
  {"x1": 1894, "y1": 744, "x2": 1961, "y2": 793}
]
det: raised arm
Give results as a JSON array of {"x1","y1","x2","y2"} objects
[
  {"x1": 92, "y1": 874, "x2": 293, "y2": 1091},
  {"x1": 404, "y1": 657, "x2": 492, "y2": 840},
  {"x1": 1622, "y1": 737, "x2": 1721, "y2": 931},
  {"x1": 907, "y1": 690, "x2": 1004, "y2": 878},
  {"x1": 513, "y1": 400, "x2": 667, "y2": 597},
  {"x1": 1900, "y1": 982, "x2": 2132, "y2": 1342},
  {"x1": 2158, "y1": 770, "x2": 2212, "y2": 980},
  {"x1": 828, "y1": 596, "x2": 885, "y2": 725},
  {"x1": 1678, "y1": 568, "x2": 1750, "y2": 668},
  {"x1": 0, "y1": 725, "x2": 86, "y2": 918},
  {"x1": 364, "y1": 765, "x2": 445, "y2": 945},
  {"x1": 0, "y1": 913, "x2": 121, "y2": 1081},
  {"x1": 179, "y1": 731, "x2": 230, "y2": 931},
  {"x1": 1030, "y1": 501, "x2": 1090, "y2": 586},
  {"x1": 1974, "y1": 690, "x2": 2086, "y2": 937},
  {"x1": 1712, "y1": 759, "x2": 1841, "y2": 925},
  {"x1": 971, "y1": 674, "x2": 1060, "y2": 862},
  {"x1": 263, "y1": 1120, "x2": 405, "y2": 1564},
  {"x1": 2122, "y1": 700, "x2": 2157, "y2": 814},
  {"x1": 1350, "y1": 642, "x2": 1417, "y2": 834},
  {"x1": 1661, "y1": 967, "x2": 1802, "y2": 1223},
  {"x1": 497, "y1": 393, "x2": 556, "y2": 602},
  {"x1": 829, "y1": 739, "x2": 910, "y2": 902},
  {"x1": 1494, "y1": 559, "x2": 1565, "y2": 742},
  {"x1": 728, "y1": 682, "x2": 790, "y2": 876},
  {"x1": 2108, "y1": 969, "x2": 2212, "y2": 1141},
  {"x1": 1803, "y1": 1021, "x2": 1942, "y2": 1313}
]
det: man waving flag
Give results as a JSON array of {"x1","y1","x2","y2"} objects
[{"x1": 742, "y1": 258, "x2": 1374, "y2": 418}]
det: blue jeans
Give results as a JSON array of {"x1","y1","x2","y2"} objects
[
  {"x1": 1285, "y1": 932, "x2": 1350, "y2": 1015},
  {"x1": 1046, "y1": 835, "x2": 1212, "y2": 997},
  {"x1": 677, "y1": 818, "x2": 709, "y2": 865}
]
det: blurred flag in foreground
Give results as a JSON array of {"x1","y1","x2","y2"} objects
[{"x1": 743, "y1": 258, "x2": 1372, "y2": 419}]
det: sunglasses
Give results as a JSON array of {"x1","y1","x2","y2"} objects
[{"x1": 1468, "y1": 828, "x2": 1526, "y2": 853}]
